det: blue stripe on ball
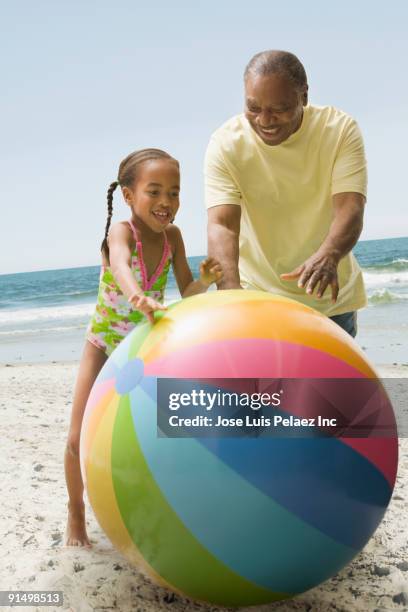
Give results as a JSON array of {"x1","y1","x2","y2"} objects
[{"x1": 129, "y1": 386, "x2": 357, "y2": 594}]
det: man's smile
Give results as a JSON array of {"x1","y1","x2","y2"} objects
[{"x1": 258, "y1": 126, "x2": 282, "y2": 135}]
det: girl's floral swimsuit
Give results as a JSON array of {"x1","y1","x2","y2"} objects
[{"x1": 86, "y1": 219, "x2": 172, "y2": 356}]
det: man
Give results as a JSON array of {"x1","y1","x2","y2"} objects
[{"x1": 205, "y1": 50, "x2": 367, "y2": 337}]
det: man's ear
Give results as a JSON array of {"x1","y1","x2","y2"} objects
[{"x1": 303, "y1": 84, "x2": 309, "y2": 106}]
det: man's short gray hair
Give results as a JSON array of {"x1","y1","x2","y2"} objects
[{"x1": 244, "y1": 50, "x2": 308, "y2": 90}]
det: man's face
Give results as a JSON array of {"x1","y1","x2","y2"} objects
[{"x1": 245, "y1": 73, "x2": 307, "y2": 146}]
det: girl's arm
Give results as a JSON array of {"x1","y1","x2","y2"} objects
[
  {"x1": 108, "y1": 223, "x2": 167, "y2": 323},
  {"x1": 170, "y1": 226, "x2": 223, "y2": 297}
]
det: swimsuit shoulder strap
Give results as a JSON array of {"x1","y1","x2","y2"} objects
[
  {"x1": 128, "y1": 219, "x2": 141, "y2": 243},
  {"x1": 163, "y1": 229, "x2": 172, "y2": 260}
]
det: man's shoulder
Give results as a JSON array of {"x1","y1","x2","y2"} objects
[
  {"x1": 307, "y1": 104, "x2": 358, "y2": 132},
  {"x1": 209, "y1": 114, "x2": 249, "y2": 144},
  {"x1": 207, "y1": 114, "x2": 253, "y2": 162}
]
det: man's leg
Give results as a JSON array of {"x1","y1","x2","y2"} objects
[{"x1": 329, "y1": 311, "x2": 357, "y2": 338}]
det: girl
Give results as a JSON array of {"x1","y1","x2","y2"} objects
[{"x1": 65, "y1": 148, "x2": 222, "y2": 546}]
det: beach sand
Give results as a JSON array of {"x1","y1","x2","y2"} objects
[{"x1": 0, "y1": 362, "x2": 407, "y2": 612}]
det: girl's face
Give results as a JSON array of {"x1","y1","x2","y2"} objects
[{"x1": 123, "y1": 159, "x2": 180, "y2": 232}]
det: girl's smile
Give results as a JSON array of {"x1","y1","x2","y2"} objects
[
  {"x1": 151, "y1": 208, "x2": 172, "y2": 225},
  {"x1": 123, "y1": 159, "x2": 180, "y2": 232}
]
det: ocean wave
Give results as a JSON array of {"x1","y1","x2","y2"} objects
[
  {"x1": 0, "y1": 281, "x2": 404, "y2": 331},
  {"x1": 0, "y1": 303, "x2": 95, "y2": 324},
  {"x1": 362, "y1": 269, "x2": 408, "y2": 288},
  {"x1": 368, "y1": 289, "x2": 408, "y2": 305},
  {"x1": 362, "y1": 258, "x2": 408, "y2": 272},
  {"x1": 8, "y1": 288, "x2": 98, "y2": 302},
  {"x1": 0, "y1": 325, "x2": 86, "y2": 337},
  {"x1": 0, "y1": 293, "x2": 181, "y2": 327}
]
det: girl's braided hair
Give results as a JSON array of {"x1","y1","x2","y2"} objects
[{"x1": 101, "y1": 148, "x2": 179, "y2": 259}]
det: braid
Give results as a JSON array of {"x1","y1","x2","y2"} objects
[{"x1": 101, "y1": 180, "x2": 119, "y2": 258}]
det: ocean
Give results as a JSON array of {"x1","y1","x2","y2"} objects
[{"x1": 1, "y1": 236, "x2": 407, "y2": 365}]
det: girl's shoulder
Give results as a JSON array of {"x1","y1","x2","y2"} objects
[
  {"x1": 165, "y1": 223, "x2": 184, "y2": 257},
  {"x1": 108, "y1": 220, "x2": 134, "y2": 238},
  {"x1": 165, "y1": 222, "x2": 183, "y2": 244},
  {"x1": 101, "y1": 221, "x2": 135, "y2": 267},
  {"x1": 107, "y1": 220, "x2": 136, "y2": 248}
]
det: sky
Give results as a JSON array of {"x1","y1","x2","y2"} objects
[{"x1": 1, "y1": 0, "x2": 407, "y2": 274}]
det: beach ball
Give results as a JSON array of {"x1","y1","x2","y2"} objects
[{"x1": 80, "y1": 291, "x2": 398, "y2": 607}]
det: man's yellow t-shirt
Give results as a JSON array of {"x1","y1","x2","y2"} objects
[{"x1": 204, "y1": 104, "x2": 368, "y2": 316}]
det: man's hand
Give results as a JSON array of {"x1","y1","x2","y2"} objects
[
  {"x1": 129, "y1": 295, "x2": 167, "y2": 324},
  {"x1": 199, "y1": 257, "x2": 224, "y2": 287},
  {"x1": 280, "y1": 193, "x2": 365, "y2": 304},
  {"x1": 280, "y1": 249, "x2": 340, "y2": 303}
]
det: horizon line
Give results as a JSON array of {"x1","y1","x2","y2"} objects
[{"x1": 1, "y1": 235, "x2": 407, "y2": 277}]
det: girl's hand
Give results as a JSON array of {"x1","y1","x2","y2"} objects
[
  {"x1": 129, "y1": 294, "x2": 167, "y2": 324},
  {"x1": 199, "y1": 257, "x2": 223, "y2": 287}
]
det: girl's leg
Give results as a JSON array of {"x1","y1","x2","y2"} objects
[{"x1": 64, "y1": 340, "x2": 107, "y2": 546}]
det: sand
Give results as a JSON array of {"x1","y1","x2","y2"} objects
[{"x1": 0, "y1": 362, "x2": 407, "y2": 612}]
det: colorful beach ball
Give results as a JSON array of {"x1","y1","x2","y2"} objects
[{"x1": 80, "y1": 291, "x2": 398, "y2": 607}]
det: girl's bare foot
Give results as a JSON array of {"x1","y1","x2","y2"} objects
[{"x1": 65, "y1": 503, "x2": 91, "y2": 547}]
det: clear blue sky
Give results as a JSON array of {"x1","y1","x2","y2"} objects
[{"x1": 1, "y1": 0, "x2": 407, "y2": 273}]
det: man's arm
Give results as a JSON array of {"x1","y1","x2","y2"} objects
[
  {"x1": 281, "y1": 192, "x2": 365, "y2": 302},
  {"x1": 207, "y1": 204, "x2": 242, "y2": 290}
]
